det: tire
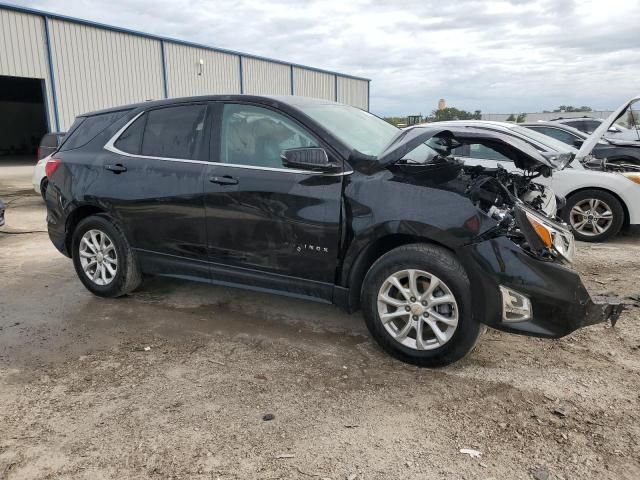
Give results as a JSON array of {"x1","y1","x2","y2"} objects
[
  {"x1": 40, "y1": 178, "x2": 48, "y2": 201},
  {"x1": 71, "y1": 215, "x2": 142, "y2": 297},
  {"x1": 361, "y1": 244, "x2": 481, "y2": 367},
  {"x1": 561, "y1": 189, "x2": 624, "y2": 242}
]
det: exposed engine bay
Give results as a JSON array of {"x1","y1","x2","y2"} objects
[
  {"x1": 463, "y1": 163, "x2": 560, "y2": 217},
  {"x1": 427, "y1": 129, "x2": 562, "y2": 218},
  {"x1": 462, "y1": 162, "x2": 574, "y2": 263},
  {"x1": 373, "y1": 125, "x2": 576, "y2": 262}
]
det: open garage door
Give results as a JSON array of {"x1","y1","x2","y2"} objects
[{"x1": 0, "y1": 75, "x2": 49, "y2": 165}]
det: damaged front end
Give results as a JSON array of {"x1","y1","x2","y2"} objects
[
  {"x1": 461, "y1": 165, "x2": 625, "y2": 336},
  {"x1": 365, "y1": 125, "x2": 625, "y2": 336}
]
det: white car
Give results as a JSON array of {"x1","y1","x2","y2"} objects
[
  {"x1": 433, "y1": 120, "x2": 640, "y2": 242},
  {"x1": 32, "y1": 132, "x2": 66, "y2": 199},
  {"x1": 32, "y1": 155, "x2": 50, "y2": 198}
]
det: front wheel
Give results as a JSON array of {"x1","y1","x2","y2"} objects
[
  {"x1": 562, "y1": 189, "x2": 624, "y2": 242},
  {"x1": 71, "y1": 215, "x2": 142, "y2": 297},
  {"x1": 361, "y1": 244, "x2": 481, "y2": 367}
]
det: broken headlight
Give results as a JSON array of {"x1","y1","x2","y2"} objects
[{"x1": 515, "y1": 203, "x2": 575, "y2": 263}]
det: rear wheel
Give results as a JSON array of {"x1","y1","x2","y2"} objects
[
  {"x1": 562, "y1": 189, "x2": 624, "y2": 242},
  {"x1": 71, "y1": 215, "x2": 141, "y2": 297},
  {"x1": 361, "y1": 244, "x2": 481, "y2": 367}
]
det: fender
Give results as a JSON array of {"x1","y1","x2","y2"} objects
[{"x1": 337, "y1": 220, "x2": 477, "y2": 313}]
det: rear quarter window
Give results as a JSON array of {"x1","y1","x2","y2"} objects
[{"x1": 60, "y1": 110, "x2": 129, "y2": 151}]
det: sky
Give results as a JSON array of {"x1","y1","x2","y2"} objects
[{"x1": 10, "y1": 0, "x2": 640, "y2": 116}]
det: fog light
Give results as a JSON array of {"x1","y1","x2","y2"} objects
[{"x1": 500, "y1": 286, "x2": 532, "y2": 323}]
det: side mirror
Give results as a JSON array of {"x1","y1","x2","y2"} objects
[
  {"x1": 281, "y1": 148, "x2": 339, "y2": 172},
  {"x1": 573, "y1": 138, "x2": 584, "y2": 148}
]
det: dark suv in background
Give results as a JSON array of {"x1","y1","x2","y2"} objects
[
  {"x1": 43, "y1": 95, "x2": 621, "y2": 366},
  {"x1": 522, "y1": 122, "x2": 640, "y2": 170},
  {"x1": 37, "y1": 132, "x2": 66, "y2": 160},
  {"x1": 551, "y1": 116, "x2": 640, "y2": 142}
]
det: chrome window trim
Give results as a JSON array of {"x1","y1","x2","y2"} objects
[{"x1": 104, "y1": 111, "x2": 352, "y2": 176}]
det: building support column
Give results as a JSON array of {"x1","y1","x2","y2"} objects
[
  {"x1": 160, "y1": 40, "x2": 169, "y2": 98},
  {"x1": 43, "y1": 16, "x2": 60, "y2": 131}
]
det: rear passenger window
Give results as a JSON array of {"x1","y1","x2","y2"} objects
[
  {"x1": 114, "y1": 105, "x2": 207, "y2": 159},
  {"x1": 142, "y1": 105, "x2": 206, "y2": 159},
  {"x1": 60, "y1": 110, "x2": 128, "y2": 151}
]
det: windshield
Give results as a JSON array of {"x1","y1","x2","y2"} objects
[
  {"x1": 299, "y1": 103, "x2": 440, "y2": 162},
  {"x1": 510, "y1": 125, "x2": 578, "y2": 153},
  {"x1": 298, "y1": 104, "x2": 399, "y2": 156}
]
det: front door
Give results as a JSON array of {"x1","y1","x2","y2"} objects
[{"x1": 203, "y1": 102, "x2": 343, "y2": 296}]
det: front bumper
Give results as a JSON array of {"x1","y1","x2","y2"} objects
[{"x1": 459, "y1": 236, "x2": 624, "y2": 338}]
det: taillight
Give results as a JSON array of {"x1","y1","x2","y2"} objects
[{"x1": 45, "y1": 158, "x2": 61, "y2": 178}]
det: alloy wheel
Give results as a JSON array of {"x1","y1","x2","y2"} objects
[
  {"x1": 79, "y1": 229, "x2": 118, "y2": 286},
  {"x1": 377, "y1": 269, "x2": 459, "y2": 351},
  {"x1": 569, "y1": 198, "x2": 614, "y2": 236}
]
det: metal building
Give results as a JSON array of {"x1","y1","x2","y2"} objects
[{"x1": 0, "y1": 2, "x2": 370, "y2": 157}]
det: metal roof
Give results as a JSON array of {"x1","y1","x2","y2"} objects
[{"x1": 0, "y1": 1, "x2": 370, "y2": 82}]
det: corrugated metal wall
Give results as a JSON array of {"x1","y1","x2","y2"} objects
[
  {"x1": 164, "y1": 43, "x2": 241, "y2": 97},
  {"x1": 0, "y1": 9, "x2": 55, "y2": 129},
  {"x1": 337, "y1": 77, "x2": 369, "y2": 110},
  {"x1": 0, "y1": 4, "x2": 370, "y2": 134},
  {"x1": 293, "y1": 67, "x2": 335, "y2": 100},
  {"x1": 242, "y1": 57, "x2": 291, "y2": 95},
  {"x1": 48, "y1": 20, "x2": 165, "y2": 129}
]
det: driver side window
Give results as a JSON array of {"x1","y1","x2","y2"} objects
[{"x1": 220, "y1": 104, "x2": 318, "y2": 168}]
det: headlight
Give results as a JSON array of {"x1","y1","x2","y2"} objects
[
  {"x1": 515, "y1": 204, "x2": 575, "y2": 263},
  {"x1": 622, "y1": 172, "x2": 640, "y2": 185}
]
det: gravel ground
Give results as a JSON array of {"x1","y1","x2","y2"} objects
[{"x1": 1, "y1": 167, "x2": 639, "y2": 480}]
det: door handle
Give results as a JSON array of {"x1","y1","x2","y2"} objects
[
  {"x1": 105, "y1": 164, "x2": 127, "y2": 174},
  {"x1": 209, "y1": 175, "x2": 238, "y2": 185}
]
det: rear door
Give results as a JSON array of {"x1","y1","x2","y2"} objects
[
  {"x1": 203, "y1": 102, "x2": 344, "y2": 295},
  {"x1": 97, "y1": 102, "x2": 211, "y2": 278}
]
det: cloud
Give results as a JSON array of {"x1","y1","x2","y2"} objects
[{"x1": 14, "y1": 0, "x2": 640, "y2": 115}]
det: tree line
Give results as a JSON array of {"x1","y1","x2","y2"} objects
[{"x1": 383, "y1": 105, "x2": 593, "y2": 127}]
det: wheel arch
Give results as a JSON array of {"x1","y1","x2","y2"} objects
[
  {"x1": 340, "y1": 233, "x2": 455, "y2": 313},
  {"x1": 563, "y1": 186, "x2": 630, "y2": 229},
  {"x1": 64, "y1": 204, "x2": 110, "y2": 254}
]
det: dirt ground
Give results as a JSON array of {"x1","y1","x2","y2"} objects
[{"x1": 1, "y1": 162, "x2": 639, "y2": 480}]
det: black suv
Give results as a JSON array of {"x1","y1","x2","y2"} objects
[
  {"x1": 44, "y1": 95, "x2": 621, "y2": 366},
  {"x1": 522, "y1": 122, "x2": 640, "y2": 170}
]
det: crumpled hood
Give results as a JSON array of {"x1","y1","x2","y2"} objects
[{"x1": 374, "y1": 126, "x2": 567, "y2": 171}]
